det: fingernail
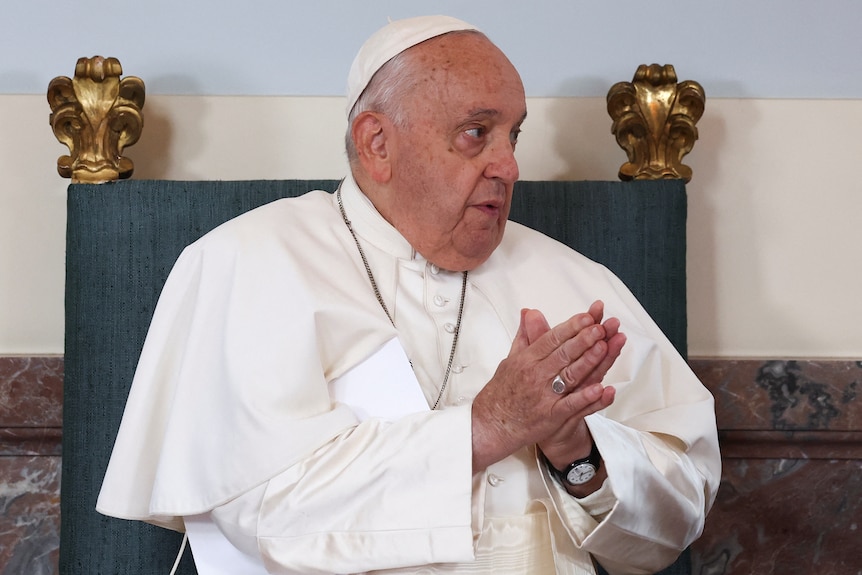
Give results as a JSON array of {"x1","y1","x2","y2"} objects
[
  {"x1": 587, "y1": 383, "x2": 603, "y2": 399},
  {"x1": 590, "y1": 337, "x2": 608, "y2": 356}
]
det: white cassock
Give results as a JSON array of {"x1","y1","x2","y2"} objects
[{"x1": 97, "y1": 174, "x2": 721, "y2": 575}]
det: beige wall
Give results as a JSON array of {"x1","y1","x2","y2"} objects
[{"x1": 2, "y1": 94, "x2": 860, "y2": 357}]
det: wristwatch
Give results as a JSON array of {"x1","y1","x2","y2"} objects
[{"x1": 546, "y1": 441, "x2": 602, "y2": 486}]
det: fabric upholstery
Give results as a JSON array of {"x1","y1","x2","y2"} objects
[
  {"x1": 62, "y1": 178, "x2": 688, "y2": 574},
  {"x1": 510, "y1": 180, "x2": 687, "y2": 359}
]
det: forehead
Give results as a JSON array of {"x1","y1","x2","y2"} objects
[{"x1": 407, "y1": 33, "x2": 526, "y2": 119}]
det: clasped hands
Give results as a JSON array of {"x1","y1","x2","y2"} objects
[{"x1": 472, "y1": 301, "x2": 626, "y2": 493}]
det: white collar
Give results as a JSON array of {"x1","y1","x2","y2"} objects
[{"x1": 338, "y1": 174, "x2": 417, "y2": 261}]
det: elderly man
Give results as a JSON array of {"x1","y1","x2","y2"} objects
[{"x1": 98, "y1": 15, "x2": 720, "y2": 575}]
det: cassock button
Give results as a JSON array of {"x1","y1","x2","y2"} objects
[
  {"x1": 452, "y1": 364, "x2": 464, "y2": 374},
  {"x1": 429, "y1": 264, "x2": 440, "y2": 275},
  {"x1": 444, "y1": 323, "x2": 456, "y2": 333},
  {"x1": 433, "y1": 295, "x2": 446, "y2": 307},
  {"x1": 487, "y1": 474, "x2": 504, "y2": 487}
]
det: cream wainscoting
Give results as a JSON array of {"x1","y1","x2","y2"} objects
[{"x1": 2, "y1": 94, "x2": 861, "y2": 357}]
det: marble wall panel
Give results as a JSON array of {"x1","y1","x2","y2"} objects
[
  {"x1": 691, "y1": 458, "x2": 862, "y2": 575},
  {"x1": 0, "y1": 456, "x2": 60, "y2": 575},
  {"x1": 692, "y1": 359, "x2": 861, "y2": 432},
  {"x1": 690, "y1": 359, "x2": 862, "y2": 575},
  {"x1": 0, "y1": 356, "x2": 63, "y2": 429},
  {"x1": 0, "y1": 356, "x2": 62, "y2": 575}
]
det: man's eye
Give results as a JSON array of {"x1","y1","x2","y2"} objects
[
  {"x1": 510, "y1": 129, "x2": 521, "y2": 145},
  {"x1": 465, "y1": 127, "x2": 485, "y2": 139}
]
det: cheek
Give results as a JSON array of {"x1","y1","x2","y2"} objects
[
  {"x1": 422, "y1": 201, "x2": 467, "y2": 238},
  {"x1": 397, "y1": 153, "x2": 491, "y2": 235},
  {"x1": 416, "y1": 176, "x2": 470, "y2": 227}
]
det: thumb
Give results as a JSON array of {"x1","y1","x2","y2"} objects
[
  {"x1": 510, "y1": 308, "x2": 532, "y2": 353},
  {"x1": 511, "y1": 309, "x2": 551, "y2": 353},
  {"x1": 523, "y1": 308, "x2": 551, "y2": 345}
]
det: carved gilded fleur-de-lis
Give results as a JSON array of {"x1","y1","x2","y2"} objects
[
  {"x1": 607, "y1": 64, "x2": 704, "y2": 183},
  {"x1": 47, "y1": 56, "x2": 145, "y2": 183}
]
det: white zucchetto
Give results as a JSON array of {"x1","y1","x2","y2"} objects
[{"x1": 346, "y1": 15, "x2": 479, "y2": 116}]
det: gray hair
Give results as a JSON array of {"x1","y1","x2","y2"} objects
[{"x1": 344, "y1": 49, "x2": 413, "y2": 165}]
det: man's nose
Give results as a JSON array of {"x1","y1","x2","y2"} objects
[{"x1": 484, "y1": 139, "x2": 520, "y2": 183}]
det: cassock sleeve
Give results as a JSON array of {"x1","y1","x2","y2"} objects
[
  {"x1": 211, "y1": 408, "x2": 478, "y2": 574},
  {"x1": 538, "y1": 270, "x2": 720, "y2": 575}
]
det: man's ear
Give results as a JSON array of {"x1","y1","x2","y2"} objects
[{"x1": 351, "y1": 112, "x2": 392, "y2": 183}]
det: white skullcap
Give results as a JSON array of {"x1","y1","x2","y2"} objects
[{"x1": 346, "y1": 15, "x2": 480, "y2": 116}]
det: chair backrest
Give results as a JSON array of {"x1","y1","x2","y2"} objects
[{"x1": 62, "y1": 178, "x2": 688, "y2": 574}]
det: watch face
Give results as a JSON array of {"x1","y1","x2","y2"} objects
[{"x1": 565, "y1": 463, "x2": 597, "y2": 485}]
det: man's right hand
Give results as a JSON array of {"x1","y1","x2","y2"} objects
[{"x1": 471, "y1": 302, "x2": 624, "y2": 473}]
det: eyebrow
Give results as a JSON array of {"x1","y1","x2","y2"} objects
[{"x1": 464, "y1": 108, "x2": 528, "y2": 125}]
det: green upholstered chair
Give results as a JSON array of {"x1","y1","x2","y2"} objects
[{"x1": 62, "y1": 178, "x2": 689, "y2": 574}]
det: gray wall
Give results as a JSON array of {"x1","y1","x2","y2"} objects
[{"x1": 3, "y1": 0, "x2": 861, "y2": 98}]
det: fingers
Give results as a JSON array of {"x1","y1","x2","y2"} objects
[
  {"x1": 545, "y1": 383, "x2": 614, "y2": 436},
  {"x1": 538, "y1": 383, "x2": 616, "y2": 466},
  {"x1": 473, "y1": 302, "x2": 623, "y2": 472},
  {"x1": 534, "y1": 312, "x2": 600, "y2": 366},
  {"x1": 541, "y1": 301, "x2": 628, "y2": 393},
  {"x1": 539, "y1": 300, "x2": 608, "y2": 360},
  {"x1": 582, "y1": 331, "x2": 626, "y2": 387},
  {"x1": 588, "y1": 300, "x2": 604, "y2": 324},
  {"x1": 602, "y1": 315, "x2": 621, "y2": 340},
  {"x1": 555, "y1": 326, "x2": 609, "y2": 389},
  {"x1": 514, "y1": 307, "x2": 607, "y2": 389}
]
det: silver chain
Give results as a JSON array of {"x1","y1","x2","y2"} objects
[{"x1": 336, "y1": 185, "x2": 466, "y2": 410}]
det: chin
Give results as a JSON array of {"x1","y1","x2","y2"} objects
[
  {"x1": 451, "y1": 242, "x2": 501, "y2": 272},
  {"x1": 425, "y1": 227, "x2": 505, "y2": 271}
]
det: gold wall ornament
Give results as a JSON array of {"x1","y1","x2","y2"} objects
[
  {"x1": 47, "y1": 56, "x2": 145, "y2": 183},
  {"x1": 607, "y1": 64, "x2": 704, "y2": 183}
]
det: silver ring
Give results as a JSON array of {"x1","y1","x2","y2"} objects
[{"x1": 551, "y1": 375, "x2": 566, "y2": 395}]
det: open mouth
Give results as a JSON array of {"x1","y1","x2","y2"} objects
[{"x1": 473, "y1": 203, "x2": 501, "y2": 217}]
